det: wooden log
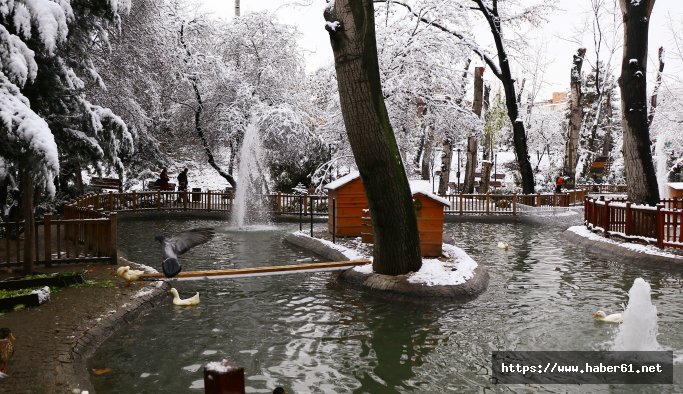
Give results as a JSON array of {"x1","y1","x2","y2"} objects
[{"x1": 140, "y1": 259, "x2": 371, "y2": 280}]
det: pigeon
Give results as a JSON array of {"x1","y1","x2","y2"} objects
[{"x1": 155, "y1": 228, "x2": 215, "y2": 278}]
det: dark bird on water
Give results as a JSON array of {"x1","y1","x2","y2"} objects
[
  {"x1": 0, "y1": 327, "x2": 16, "y2": 376},
  {"x1": 155, "y1": 228, "x2": 215, "y2": 278}
]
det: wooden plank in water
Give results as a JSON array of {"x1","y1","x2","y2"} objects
[{"x1": 140, "y1": 259, "x2": 371, "y2": 280}]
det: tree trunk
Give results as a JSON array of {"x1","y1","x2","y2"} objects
[
  {"x1": 463, "y1": 136, "x2": 478, "y2": 193},
  {"x1": 325, "y1": 0, "x2": 421, "y2": 275},
  {"x1": 480, "y1": 83, "x2": 493, "y2": 193},
  {"x1": 474, "y1": 0, "x2": 535, "y2": 193},
  {"x1": 181, "y1": 24, "x2": 237, "y2": 190},
  {"x1": 602, "y1": 90, "x2": 614, "y2": 157},
  {"x1": 648, "y1": 46, "x2": 665, "y2": 127},
  {"x1": 564, "y1": 48, "x2": 587, "y2": 188},
  {"x1": 618, "y1": 0, "x2": 659, "y2": 205},
  {"x1": 437, "y1": 140, "x2": 452, "y2": 195},
  {"x1": 421, "y1": 126, "x2": 433, "y2": 181},
  {"x1": 21, "y1": 172, "x2": 35, "y2": 275}
]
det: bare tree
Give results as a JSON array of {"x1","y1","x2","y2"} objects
[
  {"x1": 463, "y1": 67, "x2": 484, "y2": 193},
  {"x1": 564, "y1": 48, "x2": 587, "y2": 186},
  {"x1": 618, "y1": 0, "x2": 659, "y2": 205},
  {"x1": 325, "y1": 0, "x2": 422, "y2": 275}
]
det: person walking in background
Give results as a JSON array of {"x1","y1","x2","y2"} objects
[
  {"x1": 555, "y1": 174, "x2": 564, "y2": 193},
  {"x1": 157, "y1": 168, "x2": 170, "y2": 190},
  {"x1": 177, "y1": 168, "x2": 189, "y2": 192},
  {"x1": 176, "y1": 168, "x2": 189, "y2": 203}
]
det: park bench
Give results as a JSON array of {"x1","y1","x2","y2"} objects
[
  {"x1": 90, "y1": 177, "x2": 122, "y2": 192},
  {"x1": 147, "y1": 182, "x2": 176, "y2": 191}
]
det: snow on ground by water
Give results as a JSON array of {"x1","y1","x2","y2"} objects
[{"x1": 568, "y1": 226, "x2": 683, "y2": 260}]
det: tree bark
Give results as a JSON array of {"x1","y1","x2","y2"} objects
[
  {"x1": 602, "y1": 90, "x2": 614, "y2": 157},
  {"x1": 421, "y1": 126, "x2": 433, "y2": 181},
  {"x1": 480, "y1": 83, "x2": 493, "y2": 193},
  {"x1": 564, "y1": 48, "x2": 587, "y2": 188},
  {"x1": 464, "y1": 67, "x2": 484, "y2": 193},
  {"x1": 648, "y1": 46, "x2": 665, "y2": 127},
  {"x1": 325, "y1": 0, "x2": 421, "y2": 275},
  {"x1": 618, "y1": 0, "x2": 659, "y2": 205},
  {"x1": 21, "y1": 172, "x2": 35, "y2": 275}
]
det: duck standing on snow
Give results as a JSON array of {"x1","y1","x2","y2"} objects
[
  {"x1": 155, "y1": 228, "x2": 215, "y2": 278},
  {"x1": 0, "y1": 327, "x2": 15, "y2": 376},
  {"x1": 169, "y1": 288, "x2": 200, "y2": 306},
  {"x1": 497, "y1": 242, "x2": 509, "y2": 250},
  {"x1": 116, "y1": 266, "x2": 146, "y2": 284},
  {"x1": 592, "y1": 310, "x2": 623, "y2": 323}
]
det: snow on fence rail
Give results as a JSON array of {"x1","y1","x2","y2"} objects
[{"x1": 584, "y1": 196, "x2": 683, "y2": 249}]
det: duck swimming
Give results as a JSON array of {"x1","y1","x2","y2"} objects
[
  {"x1": 169, "y1": 288, "x2": 200, "y2": 306},
  {"x1": 592, "y1": 310, "x2": 623, "y2": 323},
  {"x1": 497, "y1": 242, "x2": 509, "y2": 250}
]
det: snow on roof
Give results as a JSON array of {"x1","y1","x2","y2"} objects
[
  {"x1": 324, "y1": 171, "x2": 360, "y2": 190},
  {"x1": 668, "y1": 182, "x2": 683, "y2": 190},
  {"x1": 409, "y1": 180, "x2": 451, "y2": 206}
]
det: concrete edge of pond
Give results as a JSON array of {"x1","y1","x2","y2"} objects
[
  {"x1": 563, "y1": 227, "x2": 683, "y2": 269},
  {"x1": 283, "y1": 232, "x2": 489, "y2": 301},
  {"x1": 69, "y1": 275, "x2": 171, "y2": 391}
]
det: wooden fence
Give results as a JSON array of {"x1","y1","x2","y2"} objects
[
  {"x1": 441, "y1": 190, "x2": 586, "y2": 215},
  {"x1": 584, "y1": 196, "x2": 683, "y2": 249}
]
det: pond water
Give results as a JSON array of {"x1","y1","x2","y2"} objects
[{"x1": 90, "y1": 218, "x2": 683, "y2": 393}]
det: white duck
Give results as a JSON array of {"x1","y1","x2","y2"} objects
[
  {"x1": 116, "y1": 266, "x2": 146, "y2": 283},
  {"x1": 169, "y1": 288, "x2": 200, "y2": 306},
  {"x1": 497, "y1": 242, "x2": 509, "y2": 250},
  {"x1": 592, "y1": 310, "x2": 623, "y2": 323}
]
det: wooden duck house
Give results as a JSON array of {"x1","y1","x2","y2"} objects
[{"x1": 325, "y1": 172, "x2": 368, "y2": 237}]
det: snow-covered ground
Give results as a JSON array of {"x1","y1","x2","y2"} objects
[{"x1": 568, "y1": 226, "x2": 683, "y2": 260}]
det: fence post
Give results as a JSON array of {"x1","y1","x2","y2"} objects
[
  {"x1": 303, "y1": 195, "x2": 308, "y2": 215},
  {"x1": 132, "y1": 191, "x2": 137, "y2": 210},
  {"x1": 332, "y1": 198, "x2": 336, "y2": 244},
  {"x1": 513, "y1": 193, "x2": 517, "y2": 215},
  {"x1": 95, "y1": 193, "x2": 100, "y2": 210},
  {"x1": 459, "y1": 192, "x2": 463, "y2": 215},
  {"x1": 310, "y1": 197, "x2": 314, "y2": 237},
  {"x1": 584, "y1": 197, "x2": 589, "y2": 226},
  {"x1": 157, "y1": 190, "x2": 161, "y2": 209},
  {"x1": 207, "y1": 190, "x2": 212, "y2": 211},
  {"x1": 203, "y1": 359, "x2": 245, "y2": 394},
  {"x1": 44, "y1": 214, "x2": 52, "y2": 267},
  {"x1": 486, "y1": 192, "x2": 490, "y2": 214},
  {"x1": 277, "y1": 192, "x2": 282, "y2": 214},
  {"x1": 536, "y1": 192, "x2": 541, "y2": 207},
  {"x1": 625, "y1": 202, "x2": 632, "y2": 236},
  {"x1": 109, "y1": 191, "x2": 114, "y2": 211},
  {"x1": 184, "y1": 191, "x2": 188, "y2": 210},
  {"x1": 603, "y1": 199, "x2": 610, "y2": 237},
  {"x1": 299, "y1": 195, "x2": 303, "y2": 231},
  {"x1": 656, "y1": 204, "x2": 664, "y2": 248},
  {"x1": 109, "y1": 212, "x2": 118, "y2": 264}
]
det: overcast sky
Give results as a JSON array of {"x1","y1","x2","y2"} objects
[{"x1": 199, "y1": 0, "x2": 683, "y2": 99}]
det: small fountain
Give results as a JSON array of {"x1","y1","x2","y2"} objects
[
  {"x1": 613, "y1": 278, "x2": 661, "y2": 351},
  {"x1": 230, "y1": 121, "x2": 271, "y2": 228}
]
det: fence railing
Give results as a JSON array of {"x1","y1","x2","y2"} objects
[
  {"x1": 584, "y1": 196, "x2": 683, "y2": 249},
  {"x1": 0, "y1": 212, "x2": 117, "y2": 269},
  {"x1": 441, "y1": 190, "x2": 586, "y2": 215}
]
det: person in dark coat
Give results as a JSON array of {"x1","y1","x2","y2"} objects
[
  {"x1": 177, "y1": 168, "x2": 189, "y2": 191},
  {"x1": 158, "y1": 168, "x2": 170, "y2": 190}
]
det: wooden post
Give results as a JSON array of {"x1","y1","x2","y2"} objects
[
  {"x1": 44, "y1": 214, "x2": 52, "y2": 267},
  {"x1": 513, "y1": 193, "x2": 517, "y2": 215},
  {"x1": 486, "y1": 192, "x2": 490, "y2": 214},
  {"x1": 132, "y1": 191, "x2": 137, "y2": 210},
  {"x1": 603, "y1": 199, "x2": 610, "y2": 237},
  {"x1": 94, "y1": 193, "x2": 100, "y2": 210},
  {"x1": 157, "y1": 190, "x2": 161, "y2": 209},
  {"x1": 625, "y1": 202, "x2": 632, "y2": 236},
  {"x1": 109, "y1": 212, "x2": 118, "y2": 264},
  {"x1": 303, "y1": 195, "x2": 308, "y2": 215},
  {"x1": 183, "y1": 191, "x2": 188, "y2": 210},
  {"x1": 109, "y1": 191, "x2": 114, "y2": 211},
  {"x1": 584, "y1": 197, "x2": 589, "y2": 226},
  {"x1": 203, "y1": 359, "x2": 245, "y2": 394},
  {"x1": 656, "y1": 204, "x2": 664, "y2": 248},
  {"x1": 332, "y1": 198, "x2": 336, "y2": 244},
  {"x1": 459, "y1": 192, "x2": 463, "y2": 215},
  {"x1": 310, "y1": 196, "x2": 314, "y2": 237},
  {"x1": 277, "y1": 192, "x2": 282, "y2": 214},
  {"x1": 207, "y1": 190, "x2": 212, "y2": 211},
  {"x1": 536, "y1": 192, "x2": 541, "y2": 207}
]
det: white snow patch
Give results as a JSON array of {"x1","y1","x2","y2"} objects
[
  {"x1": 409, "y1": 180, "x2": 451, "y2": 207},
  {"x1": 31, "y1": 286, "x2": 50, "y2": 304},
  {"x1": 407, "y1": 244, "x2": 478, "y2": 286},
  {"x1": 325, "y1": 21, "x2": 340, "y2": 32},
  {"x1": 205, "y1": 359, "x2": 240, "y2": 373},
  {"x1": 182, "y1": 364, "x2": 202, "y2": 373},
  {"x1": 568, "y1": 226, "x2": 683, "y2": 259},
  {"x1": 202, "y1": 350, "x2": 218, "y2": 355},
  {"x1": 140, "y1": 372, "x2": 151, "y2": 378},
  {"x1": 325, "y1": 171, "x2": 360, "y2": 190},
  {"x1": 133, "y1": 288, "x2": 155, "y2": 298},
  {"x1": 293, "y1": 230, "x2": 366, "y2": 260}
]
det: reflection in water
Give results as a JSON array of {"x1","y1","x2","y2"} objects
[{"x1": 91, "y1": 219, "x2": 683, "y2": 392}]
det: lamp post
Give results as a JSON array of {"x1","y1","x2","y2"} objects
[{"x1": 456, "y1": 148, "x2": 461, "y2": 192}]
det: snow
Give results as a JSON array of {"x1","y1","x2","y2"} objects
[
  {"x1": 205, "y1": 359, "x2": 240, "y2": 373},
  {"x1": 325, "y1": 0, "x2": 335, "y2": 12},
  {"x1": 294, "y1": 230, "x2": 365, "y2": 260},
  {"x1": 408, "y1": 180, "x2": 451, "y2": 207},
  {"x1": 31, "y1": 286, "x2": 50, "y2": 304},
  {"x1": 407, "y1": 244, "x2": 478, "y2": 286},
  {"x1": 24, "y1": 0, "x2": 71, "y2": 55},
  {"x1": 629, "y1": 58, "x2": 638, "y2": 64},
  {"x1": 325, "y1": 21, "x2": 340, "y2": 32},
  {"x1": 668, "y1": 183, "x2": 683, "y2": 191},
  {"x1": 568, "y1": 226, "x2": 683, "y2": 260},
  {"x1": 324, "y1": 171, "x2": 360, "y2": 190}
]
